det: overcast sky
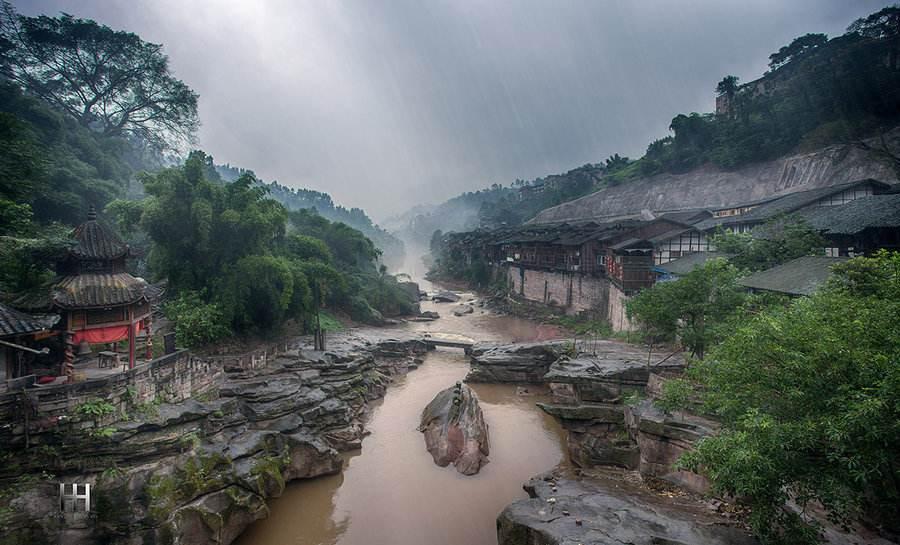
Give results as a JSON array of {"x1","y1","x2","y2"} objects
[{"x1": 15, "y1": 0, "x2": 892, "y2": 219}]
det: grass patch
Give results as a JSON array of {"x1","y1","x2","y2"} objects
[{"x1": 317, "y1": 311, "x2": 344, "y2": 332}]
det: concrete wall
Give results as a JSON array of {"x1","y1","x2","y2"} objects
[
  {"x1": 505, "y1": 264, "x2": 632, "y2": 330},
  {"x1": 607, "y1": 282, "x2": 635, "y2": 332}
]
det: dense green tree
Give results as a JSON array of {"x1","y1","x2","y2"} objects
[
  {"x1": 103, "y1": 199, "x2": 144, "y2": 239},
  {"x1": 288, "y1": 208, "x2": 379, "y2": 270},
  {"x1": 0, "y1": 82, "x2": 131, "y2": 226},
  {"x1": 220, "y1": 255, "x2": 296, "y2": 331},
  {"x1": 710, "y1": 218, "x2": 827, "y2": 271},
  {"x1": 681, "y1": 251, "x2": 900, "y2": 544},
  {"x1": 141, "y1": 152, "x2": 287, "y2": 291},
  {"x1": 768, "y1": 33, "x2": 828, "y2": 71},
  {"x1": 162, "y1": 291, "x2": 230, "y2": 348},
  {"x1": 715, "y1": 75, "x2": 739, "y2": 100},
  {"x1": 0, "y1": 2, "x2": 198, "y2": 151},
  {"x1": 282, "y1": 233, "x2": 332, "y2": 263},
  {"x1": 627, "y1": 259, "x2": 746, "y2": 359}
]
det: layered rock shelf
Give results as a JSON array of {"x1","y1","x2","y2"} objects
[
  {"x1": 3, "y1": 338, "x2": 431, "y2": 545},
  {"x1": 497, "y1": 471, "x2": 757, "y2": 545},
  {"x1": 466, "y1": 341, "x2": 566, "y2": 383}
]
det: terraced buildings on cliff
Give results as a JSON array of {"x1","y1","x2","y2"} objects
[{"x1": 439, "y1": 174, "x2": 900, "y2": 330}]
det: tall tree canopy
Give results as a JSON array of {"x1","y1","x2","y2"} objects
[
  {"x1": 0, "y1": 2, "x2": 198, "y2": 151},
  {"x1": 682, "y1": 251, "x2": 900, "y2": 544}
]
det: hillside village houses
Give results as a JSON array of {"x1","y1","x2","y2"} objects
[{"x1": 442, "y1": 177, "x2": 900, "y2": 328}]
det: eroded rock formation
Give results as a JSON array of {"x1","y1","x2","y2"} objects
[
  {"x1": 466, "y1": 341, "x2": 566, "y2": 383},
  {"x1": 2, "y1": 338, "x2": 431, "y2": 545},
  {"x1": 419, "y1": 382, "x2": 489, "y2": 475},
  {"x1": 497, "y1": 472, "x2": 758, "y2": 545}
]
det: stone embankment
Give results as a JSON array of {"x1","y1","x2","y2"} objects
[
  {"x1": 2, "y1": 338, "x2": 431, "y2": 545},
  {"x1": 468, "y1": 338, "x2": 756, "y2": 544}
]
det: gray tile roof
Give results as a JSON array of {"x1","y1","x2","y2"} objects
[
  {"x1": 738, "y1": 256, "x2": 849, "y2": 296},
  {"x1": 71, "y1": 219, "x2": 130, "y2": 260},
  {"x1": 656, "y1": 252, "x2": 727, "y2": 276},
  {"x1": 696, "y1": 179, "x2": 891, "y2": 232},
  {"x1": 796, "y1": 194, "x2": 900, "y2": 235},
  {"x1": 0, "y1": 303, "x2": 50, "y2": 338}
]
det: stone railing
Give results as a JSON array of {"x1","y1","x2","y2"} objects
[
  {"x1": 204, "y1": 340, "x2": 294, "y2": 372},
  {"x1": 0, "y1": 339, "x2": 298, "y2": 448}
]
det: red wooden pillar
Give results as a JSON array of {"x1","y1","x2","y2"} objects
[
  {"x1": 63, "y1": 330, "x2": 75, "y2": 382},
  {"x1": 127, "y1": 307, "x2": 135, "y2": 369}
]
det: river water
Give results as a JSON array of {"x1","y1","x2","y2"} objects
[{"x1": 236, "y1": 284, "x2": 568, "y2": 545}]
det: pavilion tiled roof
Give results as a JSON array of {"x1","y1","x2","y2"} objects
[
  {"x1": 70, "y1": 207, "x2": 131, "y2": 260},
  {"x1": 0, "y1": 302, "x2": 51, "y2": 338},
  {"x1": 50, "y1": 273, "x2": 149, "y2": 309}
]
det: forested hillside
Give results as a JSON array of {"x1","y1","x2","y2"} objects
[
  {"x1": 398, "y1": 5, "x2": 900, "y2": 240},
  {"x1": 216, "y1": 163, "x2": 405, "y2": 268}
]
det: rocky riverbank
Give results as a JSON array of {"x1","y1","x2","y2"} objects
[
  {"x1": 465, "y1": 337, "x2": 761, "y2": 543},
  {"x1": 1, "y1": 337, "x2": 432, "y2": 545},
  {"x1": 497, "y1": 469, "x2": 756, "y2": 545}
]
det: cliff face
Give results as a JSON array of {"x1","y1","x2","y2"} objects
[{"x1": 529, "y1": 131, "x2": 900, "y2": 224}]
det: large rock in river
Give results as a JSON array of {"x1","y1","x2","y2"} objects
[
  {"x1": 419, "y1": 383, "x2": 490, "y2": 475},
  {"x1": 466, "y1": 341, "x2": 567, "y2": 383}
]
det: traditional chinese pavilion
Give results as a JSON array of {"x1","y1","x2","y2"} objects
[{"x1": 20, "y1": 207, "x2": 152, "y2": 379}]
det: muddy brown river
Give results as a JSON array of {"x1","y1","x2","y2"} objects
[{"x1": 236, "y1": 286, "x2": 568, "y2": 545}]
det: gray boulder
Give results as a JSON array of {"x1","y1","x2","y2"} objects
[
  {"x1": 432, "y1": 290, "x2": 461, "y2": 303},
  {"x1": 419, "y1": 383, "x2": 489, "y2": 475},
  {"x1": 497, "y1": 473, "x2": 758, "y2": 545},
  {"x1": 467, "y1": 341, "x2": 567, "y2": 383}
]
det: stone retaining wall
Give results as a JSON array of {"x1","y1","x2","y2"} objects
[
  {"x1": 504, "y1": 264, "x2": 634, "y2": 331},
  {"x1": 0, "y1": 341, "x2": 293, "y2": 448}
]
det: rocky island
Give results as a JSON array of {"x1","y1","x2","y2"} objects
[{"x1": 419, "y1": 382, "x2": 490, "y2": 475}]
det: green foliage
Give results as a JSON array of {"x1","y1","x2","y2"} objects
[
  {"x1": 682, "y1": 251, "x2": 900, "y2": 543},
  {"x1": 0, "y1": 222, "x2": 70, "y2": 293},
  {"x1": 75, "y1": 398, "x2": 116, "y2": 419},
  {"x1": 289, "y1": 208, "x2": 379, "y2": 270},
  {"x1": 283, "y1": 233, "x2": 332, "y2": 263},
  {"x1": 87, "y1": 427, "x2": 116, "y2": 440},
  {"x1": 1, "y1": 3, "x2": 198, "y2": 151},
  {"x1": 627, "y1": 259, "x2": 746, "y2": 359},
  {"x1": 0, "y1": 82, "x2": 133, "y2": 227},
  {"x1": 259, "y1": 180, "x2": 405, "y2": 269},
  {"x1": 103, "y1": 199, "x2": 145, "y2": 239},
  {"x1": 655, "y1": 378, "x2": 693, "y2": 415},
  {"x1": 711, "y1": 218, "x2": 827, "y2": 271},
  {"x1": 220, "y1": 255, "x2": 295, "y2": 331},
  {"x1": 163, "y1": 291, "x2": 230, "y2": 348}
]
